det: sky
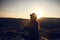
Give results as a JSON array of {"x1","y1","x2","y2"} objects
[{"x1": 0, "y1": 0, "x2": 60, "y2": 19}]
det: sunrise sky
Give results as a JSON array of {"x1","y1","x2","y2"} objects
[{"x1": 0, "y1": 0, "x2": 60, "y2": 19}]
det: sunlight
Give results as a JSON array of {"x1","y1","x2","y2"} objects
[{"x1": 31, "y1": 9, "x2": 42, "y2": 19}]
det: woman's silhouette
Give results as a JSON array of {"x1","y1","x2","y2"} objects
[{"x1": 26, "y1": 13, "x2": 39, "y2": 40}]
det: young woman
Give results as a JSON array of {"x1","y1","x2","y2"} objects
[{"x1": 26, "y1": 13, "x2": 39, "y2": 40}]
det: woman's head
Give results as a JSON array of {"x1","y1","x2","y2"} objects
[{"x1": 30, "y1": 13, "x2": 37, "y2": 21}]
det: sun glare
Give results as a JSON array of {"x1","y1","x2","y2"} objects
[{"x1": 31, "y1": 9, "x2": 42, "y2": 19}]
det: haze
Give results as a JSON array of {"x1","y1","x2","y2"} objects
[{"x1": 0, "y1": 0, "x2": 60, "y2": 19}]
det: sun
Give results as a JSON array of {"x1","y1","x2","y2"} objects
[
  {"x1": 35, "y1": 10, "x2": 42, "y2": 19},
  {"x1": 32, "y1": 9, "x2": 42, "y2": 19}
]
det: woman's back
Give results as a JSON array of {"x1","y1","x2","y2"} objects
[
  {"x1": 25, "y1": 13, "x2": 39, "y2": 40},
  {"x1": 28, "y1": 20, "x2": 39, "y2": 40}
]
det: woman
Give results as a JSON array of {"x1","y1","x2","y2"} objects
[{"x1": 26, "y1": 13, "x2": 39, "y2": 40}]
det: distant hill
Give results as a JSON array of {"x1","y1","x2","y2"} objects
[
  {"x1": 0, "y1": 18, "x2": 29, "y2": 32},
  {"x1": 38, "y1": 18, "x2": 60, "y2": 32},
  {"x1": 0, "y1": 17, "x2": 60, "y2": 32}
]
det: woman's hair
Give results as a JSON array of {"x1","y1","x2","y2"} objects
[{"x1": 30, "y1": 13, "x2": 37, "y2": 20}]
